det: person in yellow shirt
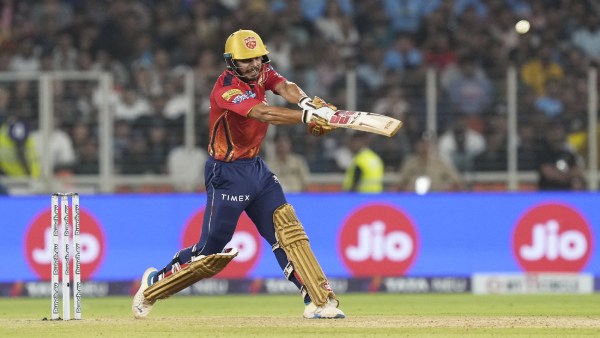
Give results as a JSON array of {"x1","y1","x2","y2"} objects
[
  {"x1": 0, "y1": 115, "x2": 40, "y2": 178},
  {"x1": 520, "y1": 46, "x2": 564, "y2": 96},
  {"x1": 342, "y1": 132, "x2": 384, "y2": 193}
]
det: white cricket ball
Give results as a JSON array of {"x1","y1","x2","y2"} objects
[{"x1": 515, "y1": 19, "x2": 530, "y2": 34}]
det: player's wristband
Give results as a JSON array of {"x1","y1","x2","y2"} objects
[
  {"x1": 298, "y1": 96, "x2": 315, "y2": 110},
  {"x1": 301, "y1": 109, "x2": 313, "y2": 124}
]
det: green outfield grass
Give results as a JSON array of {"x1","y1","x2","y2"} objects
[{"x1": 0, "y1": 293, "x2": 599, "y2": 337}]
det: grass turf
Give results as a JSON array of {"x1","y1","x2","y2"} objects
[{"x1": 0, "y1": 293, "x2": 598, "y2": 337}]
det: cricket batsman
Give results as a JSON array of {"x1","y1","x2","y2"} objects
[{"x1": 132, "y1": 29, "x2": 345, "y2": 319}]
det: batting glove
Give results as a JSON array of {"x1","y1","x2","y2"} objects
[{"x1": 301, "y1": 106, "x2": 335, "y2": 124}]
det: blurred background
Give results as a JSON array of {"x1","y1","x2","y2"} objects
[{"x1": 1, "y1": 0, "x2": 599, "y2": 195}]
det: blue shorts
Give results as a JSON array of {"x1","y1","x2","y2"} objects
[{"x1": 194, "y1": 156, "x2": 287, "y2": 255}]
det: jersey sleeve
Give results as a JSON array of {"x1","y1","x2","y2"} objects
[{"x1": 214, "y1": 86, "x2": 263, "y2": 117}]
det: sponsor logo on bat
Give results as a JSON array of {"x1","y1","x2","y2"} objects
[{"x1": 330, "y1": 110, "x2": 359, "y2": 125}]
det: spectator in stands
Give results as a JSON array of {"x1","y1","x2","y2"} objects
[
  {"x1": 342, "y1": 133, "x2": 384, "y2": 193},
  {"x1": 438, "y1": 114, "x2": 485, "y2": 173},
  {"x1": 52, "y1": 31, "x2": 78, "y2": 71},
  {"x1": 143, "y1": 118, "x2": 170, "y2": 174},
  {"x1": 70, "y1": 120, "x2": 97, "y2": 174},
  {"x1": 537, "y1": 121, "x2": 585, "y2": 191},
  {"x1": 70, "y1": 120, "x2": 92, "y2": 150},
  {"x1": 488, "y1": 9, "x2": 521, "y2": 57},
  {"x1": 119, "y1": 131, "x2": 149, "y2": 175},
  {"x1": 442, "y1": 54, "x2": 493, "y2": 126},
  {"x1": 91, "y1": 49, "x2": 129, "y2": 87},
  {"x1": 10, "y1": 81, "x2": 37, "y2": 130},
  {"x1": 266, "y1": 28, "x2": 293, "y2": 77},
  {"x1": 76, "y1": 51, "x2": 94, "y2": 72},
  {"x1": 30, "y1": 0, "x2": 74, "y2": 32},
  {"x1": 193, "y1": 50, "x2": 221, "y2": 102},
  {"x1": 571, "y1": 13, "x2": 600, "y2": 64},
  {"x1": 517, "y1": 123, "x2": 539, "y2": 171},
  {"x1": 316, "y1": 9, "x2": 359, "y2": 59},
  {"x1": 373, "y1": 86, "x2": 410, "y2": 122},
  {"x1": 520, "y1": 45, "x2": 564, "y2": 97},
  {"x1": 356, "y1": 47, "x2": 387, "y2": 93},
  {"x1": 162, "y1": 72, "x2": 190, "y2": 121},
  {"x1": 534, "y1": 79, "x2": 564, "y2": 118},
  {"x1": 383, "y1": 34, "x2": 423, "y2": 73},
  {"x1": 396, "y1": 131, "x2": 463, "y2": 193},
  {"x1": 370, "y1": 86, "x2": 412, "y2": 170},
  {"x1": 190, "y1": 1, "x2": 221, "y2": 49},
  {"x1": 167, "y1": 136, "x2": 207, "y2": 192},
  {"x1": 424, "y1": 33, "x2": 457, "y2": 72},
  {"x1": 148, "y1": 48, "x2": 175, "y2": 95},
  {"x1": 299, "y1": 0, "x2": 353, "y2": 22},
  {"x1": 73, "y1": 138, "x2": 99, "y2": 175},
  {"x1": 113, "y1": 119, "x2": 133, "y2": 166},
  {"x1": 113, "y1": 85, "x2": 151, "y2": 121},
  {"x1": 9, "y1": 37, "x2": 40, "y2": 72},
  {"x1": 473, "y1": 131, "x2": 507, "y2": 172},
  {"x1": 30, "y1": 115, "x2": 76, "y2": 174},
  {"x1": 131, "y1": 63, "x2": 160, "y2": 99},
  {"x1": 315, "y1": 43, "x2": 346, "y2": 97},
  {"x1": 382, "y1": 0, "x2": 428, "y2": 33},
  {"x1": 266, "y1": 133, "x2": 311, "y2": 193},
  {"x1": 286, "y1": 47, "x2": 320, "y2": 106}
]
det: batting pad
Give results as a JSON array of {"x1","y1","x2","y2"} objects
[
  {"x1": 273, "y1": 203, "x2": 335, "y2": 307},
  {"x1": 143, "y1": 248, "x2": 238, "y2": 302}
]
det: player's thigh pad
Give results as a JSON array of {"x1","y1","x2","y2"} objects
[
  {"x1": 143, "y1": 248, "x2": 238, "y2": 302},
  {"x1": 273, "y1": 203, "x2": 335, "y2": 306}
]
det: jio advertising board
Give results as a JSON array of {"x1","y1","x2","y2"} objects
[{"x1": 2, "y1": 192, "x2": 598, "y2": 283}]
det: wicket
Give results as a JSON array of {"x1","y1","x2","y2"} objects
[{"x1": 51, "y1": 192, "x2": 81, "y2": 321}]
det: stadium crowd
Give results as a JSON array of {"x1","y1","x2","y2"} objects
[{"x1": 0, "y1": 0, "x2": 598, "y2": 192}]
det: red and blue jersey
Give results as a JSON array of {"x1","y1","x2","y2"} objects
[{"x1": 208, "y1": 65, "x2": 286, "y2": 161}]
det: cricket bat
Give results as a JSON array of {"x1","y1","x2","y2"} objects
[{"x1": 325, "y1": 110, "x2": 403, "y2": 137}]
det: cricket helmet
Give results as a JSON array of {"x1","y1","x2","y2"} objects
[{"x1": 224, "y1": 30, "x2": 270, "y2": 73}]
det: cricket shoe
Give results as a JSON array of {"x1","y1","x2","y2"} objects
[
  {"x1": 132, "y1": 267, "x2": 157, "y2": 319},
  {"x1": 303, "y1": 298, "x2": 345, "y2": 319}
]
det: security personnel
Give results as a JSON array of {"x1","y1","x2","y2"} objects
[
  {"x1": 343, "y1": 133, "x2": 384, "y2": 192},
  {"x1": 0, "y1": 116, "x2": 40, "y2": 177}
]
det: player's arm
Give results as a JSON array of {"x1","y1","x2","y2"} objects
[
  {"x1": 250, "y1": 80, "x2": 338, "y2": 135},
  {"x1": 247, "y1": 103, "x2": 303, "y2": 125},
  {"x1": 272, "y1": 80, "x2": 307, "y2": 106},
  {"x1": 247, "y1": 85, "x2": 338, "y2": 126},
  {"x1": 273, "y1": 80, "x2": 337, "y2": 113}
]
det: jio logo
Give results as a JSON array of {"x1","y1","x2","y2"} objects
[
  {"x1": 338, "y1": 203, "x2": 419, "y2": 276},
  {"x1": 181, "y1": 209, "x2": 262, "y2": 278},
  {"x1": 25, "y1": 207, "x2": 105, "y2": 280},
  {"x1": 512, "y1": 203, "x2": 593, "y2": 272}
]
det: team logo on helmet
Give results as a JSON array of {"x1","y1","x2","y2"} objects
[{"x1": 244, "y1": 36, "x2": 257, "y2": 49}]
